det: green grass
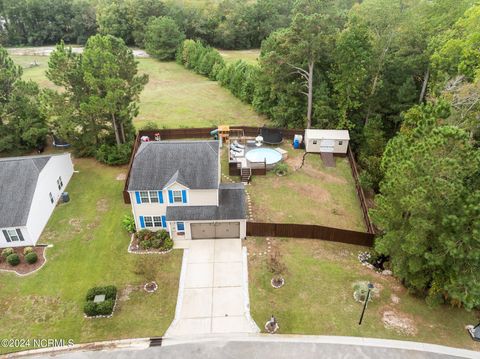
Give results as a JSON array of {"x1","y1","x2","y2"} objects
[
  {"x1": 9, "y1": 54, "x2": 267, "y2": 129},
  {"x1": 239, "y1": 144, "x2": 366, "y2": 231},
  {"x1": 136, "y1": 59, "x2": 266, "y2": 128},
  {"x1": 0, "y1": 159, "x2": 182, "y2": 354},
  {"x1": 247, "y1": 238, "x2": 480, "y2": 350},
  {"x1": 218, "y1": 49, "x2": 260, "y2": 64}
]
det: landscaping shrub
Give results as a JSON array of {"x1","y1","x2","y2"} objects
[
  {"x1": 7, "y1": 253, "x2": 20, "y2": 266},
  {"x1": 25, "y1": 252, "x2": 38, "y2": 264},
  {"x1": 267, "y1": 249, "x2": 286, "y2": 276},
  {"x1": 84, "y1": 286, "x2": 117, "y2": 317},
  {"x1": 135, "y1": 229, "x2": 172, "y2": 251},
  {"x1": 95, "y1": 143, "x2": 132, "y2": 165},
  {"x1": 274, "y1": 162, "x2": 289, "y2": 176},
  {"x1": 151, "y1": 238, "x2": 162, "y2": 249},
  {"x1": 1, "y1": 247, "x2": 14, "y2": 259},
  {"x1": 86, "y1": 285, "x2": 117, "y2": 301},
  {"x1": 121, "y1": 214, "x2": 136, "y2": 233},
  {"x1": 23, "y1": 246, "x2": 34, "y2": 255}
]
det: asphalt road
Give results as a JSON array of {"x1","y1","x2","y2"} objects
[{"x1": 27, "y1": 337, "x2": 480, "y2": 359}]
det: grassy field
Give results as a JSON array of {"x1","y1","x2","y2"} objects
[
  {"x1": 247, "y1": 237, "x2": 480, "y2": 350},
  {"x1": 240, "y1": 144, "x2": 365, "y2": 231},
  {"x1": 0, "y1": 159, "x2": 182, "y2": 354},
  {"x1": 218, "y1": 49, "x2": 260, "y2": 64},
  {"x1": 10, "y1": 54, "x2": 267, "y2": 129}
]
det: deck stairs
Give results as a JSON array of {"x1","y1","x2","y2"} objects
[{"x1": 241, "y1": 167, "x2": 252, "y2": 184}]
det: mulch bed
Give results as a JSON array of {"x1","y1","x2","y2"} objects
[
  {"x1": 128, "y1": 234, "x2": 172, "y2": 254},
  {"x1": 0, "y1": 246, "x2": 47, "y2": 275}
]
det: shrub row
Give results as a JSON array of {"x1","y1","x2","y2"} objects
[
  {"x1": 1, "y1": 247, "x2": 38, "y2": 267},
  {"x1": 135, "y1": 229, "x2": 173, "y2": 251},
  {"x1": 176, "y1": 40, "x2": 259, "y2": 106},
  {"x1": 95, "y1": 142, "x2": 133, "y2": 166},
  {"x1": 84, "y1": 285, "x2": 117, "y2": 317}
]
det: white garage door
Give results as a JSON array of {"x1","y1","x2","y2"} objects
[
  {"x1": 191, "y1": 222, "x2": 240, "y2": 239},
  {"x1": 320, "y1": 139, "x2": 334, "y2": 153}
]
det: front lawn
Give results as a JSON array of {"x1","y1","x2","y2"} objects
[
  {"x1": 0, "y1": 159, "x2": 182, "y2": 354},
  {"x1": 247, "y1": 237, "x2": 480, "y2": 350},
  {"x1": 242, "y1": 143, "x2": 366, "y2": 231}
]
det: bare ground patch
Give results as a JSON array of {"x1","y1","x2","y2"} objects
[
  {"x1": 381, "y1": 308, "x2": 418, "y2": 336},
  {"x1": 116, "y1": 173, "x2": 127, "y2": 181},
  {"x1": 69, "y1": 218, "x2": 82, "y2": 233},
  {"x1": 301, "y1": 163, "x2": 347, "y2": 184},
  {"x1": 96, "y1": 198, "x2": 109, "y2": 212},
  {"x1": 293, "y1": 182, "x2": 331, "y2": 203}
]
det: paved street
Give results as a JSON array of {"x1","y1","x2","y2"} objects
[
  {"x1": 165, "y1": 239, "x2": 259, "y2": 336},
  {"x1": 26, "y1": 336, "x2": 480, "y2": 359}
]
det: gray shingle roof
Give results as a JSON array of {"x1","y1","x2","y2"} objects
[
  {"x1": 0, "y1": 155, "x2": 52, "y2": 228},
  {"x1": 128, "y1": 140, "x2": 219, "y2": 191},
  {"x1": 166, "y1": 183, "x2": 246, "y2": 221}
]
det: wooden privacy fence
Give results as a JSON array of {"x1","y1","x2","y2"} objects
[
  {"x1": 247, "y1": 222, "x2": 374, "y2": 247},
  {"x1": 346, "y1": 146, "x2": 376, "y2": 234},
  {"x1": 137, "y1": 126, "x2": 305, "y2": 141}
]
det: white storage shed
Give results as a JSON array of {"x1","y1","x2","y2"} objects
[{"x1": 304, "y1": 129, "x2": 350, "y2": 154}]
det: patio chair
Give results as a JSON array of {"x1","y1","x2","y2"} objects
[{"x1": 233, "y1": 140, "x2": 245, "y2": 149}]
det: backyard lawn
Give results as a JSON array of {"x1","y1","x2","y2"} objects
[
  {"x1": 9, "y1": 53, "x2": 267, "y2": 129},
  {"x1": 0, "y1": 159, "x2": 182, "y2": 354},
  {"x1": 235, "y1": 143, "x2": 366, "y2": 231},
  {"x1": 247, "y1": 237, "x2": 480, "y2": 350}
]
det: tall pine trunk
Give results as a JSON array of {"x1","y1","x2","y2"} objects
[
  {"x1": 111, "y1": 113, "x2": 121, "y2": 146},
  {"x1": 419, "y1": 67, "x2": 429, "y2": 103},
  {"x1": 306, "y1": 61, "x2": 314, "y2": 129}
]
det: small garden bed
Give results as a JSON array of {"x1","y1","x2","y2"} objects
[
  {"x1": 84, "y1": 286, "x2": 118, "y2": 318},
  {"x1": 128, "y1": 229, "x2": 174, "y2": 254},
  {"x1": 0, "y1": 246, "x2": 46, "y2": 275}
]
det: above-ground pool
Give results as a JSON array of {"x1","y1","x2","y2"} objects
[{"x1": 245, "y1": 148, "x2": 282, "y2": 166}]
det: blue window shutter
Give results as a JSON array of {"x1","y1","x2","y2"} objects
[
  {"x1": 182, "y1": 190, "x2": 187, "y2": 203},
  {"x1": 158, "y1": 191, "x2": 164, "y2": 204},
  {"x1": 139, "y1": 216, "x2": 145, "y2": 229},
  {"x1": 2, "y1": 230, "x2": 10, "y2": 242},
  {"x1": 135, "y1": 192, "x2": 141, "y2": 204},
  {"x1": 161, "y1": 215, "x2": 166, "y2": 228},
  {"x1": 168, "y1": 190, "x2": 174, "y2": 203}
]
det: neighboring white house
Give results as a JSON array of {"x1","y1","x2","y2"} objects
[
  {"x1": 127, "y1": 140, "x2": 247, "y2": 242},
  {"x1": 304, "y1": 129, "x2": 350, "y2": 154},
  {"x1": 0, "y1": 153, "x2": 74, "y2": 248}
]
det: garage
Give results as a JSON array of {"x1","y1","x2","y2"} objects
[{"x1": 191, "y1": 222, "x2": 240, "y2": 239}]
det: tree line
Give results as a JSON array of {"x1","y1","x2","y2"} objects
[{"x1": 0, "y1": 0, "x2": 303, "y2": 49}]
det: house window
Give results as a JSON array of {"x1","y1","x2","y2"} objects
[
  {"x1": 172, "y1": 190, "x2": 183, "y2": 203},
  {"x1": 6, "y1": 229, "x2": 20, "y2": 241},
  {"x1": 177, "y1": 222, "x2": 185, "y2": 232},
  {"x1": 338, "y1": 140, "x2": 343, "y2": 145},
  {"x1": 144, "y1": 216, "x2": 153, "y2": 228},
  {"x1": 149, "y1": 191, "x2": 159, "y2": 203},
  {"x1": 312, "y1": 140, "x2": 317, "y2": 145},
  {"x1": 140, "y1": 191, "x2": 150, "y2": 203},
  {"x1": 153, "y1": 216, "x2": 162, "y2": 227},
  {"x1": 49, "y1": 192, "x2": 54, "y2": 204},
  {"x1": 57, "y1": 176, "x2": 63, "y2": 190}
]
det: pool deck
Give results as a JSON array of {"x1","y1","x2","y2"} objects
[{"x1": 230, "y1": 144, "x2": 284, "y2": 169}]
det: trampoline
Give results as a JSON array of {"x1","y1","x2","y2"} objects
[
  {"x1": 245, "y1": 148, "x2": 282, "y2": 166},
  {"x1": 260, "y1": 127, "x2": 283, "y2": 145}
]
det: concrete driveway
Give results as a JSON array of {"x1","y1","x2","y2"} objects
[{"x1": 165, "y1": 239, "x2": 259, "y2": 336}]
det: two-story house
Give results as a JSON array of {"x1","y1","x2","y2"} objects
[
  {"x1": 0, "y1": 153, "x2": 74, "y2": 248},
  {"x1": 127, "y1": 140, "x2": 247, "y2": 241}
]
